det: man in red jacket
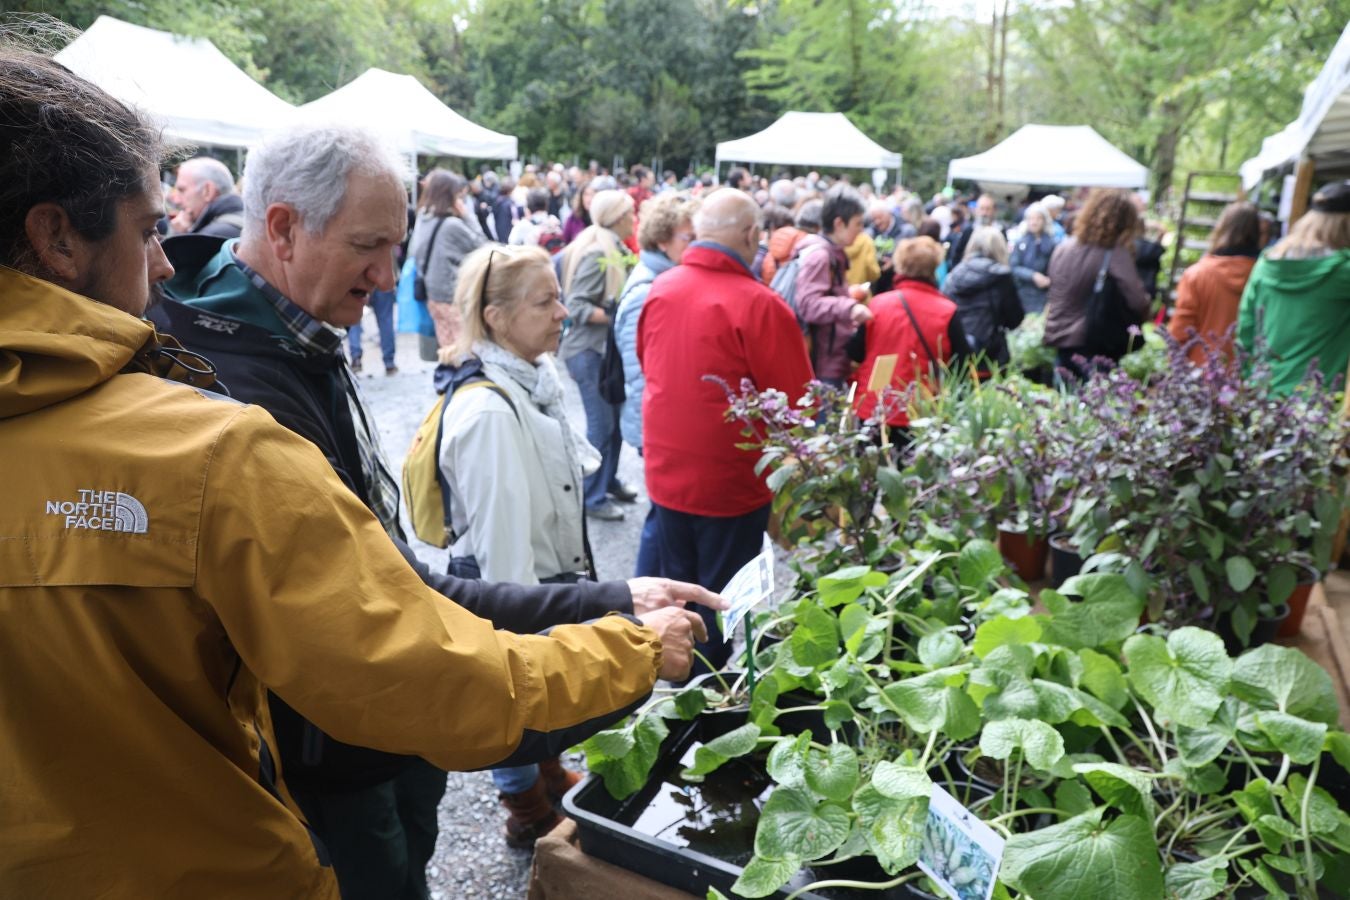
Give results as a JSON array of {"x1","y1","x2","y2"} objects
[{"x1": 637, "y1": 189, "x2": 814, "y2": 669}]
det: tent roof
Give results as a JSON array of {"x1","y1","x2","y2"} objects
[
  {"x1": 299, "y1": 68, "x2": 517, "y2": 160},
  {"x1": 1240, "y1": 20, "x2": 1350, "y2": 190},
  {"x1": 947, "y1": 125, "x2": 1148, "y2": 189},
  {"x1": 715, "y1": 112, "x2": 901, "y2": 171},
  {"x1": 54, "y1": 16, "x2": 294, "y2": 149}
]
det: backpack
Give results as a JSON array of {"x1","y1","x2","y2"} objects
[{"x1": 402, "y1": 357, "x2": 519, "y2": 548}]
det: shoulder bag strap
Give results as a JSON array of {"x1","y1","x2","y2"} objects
[
  {"x1": 1093, "y1": 248, "x2": 1114, "y2": 293},
  {"x1": 897, "y1": 290, "x2": 940, "y2": 372},
  {"x1": 419, "y1": 216, "x2": 449, "y2": 283}
]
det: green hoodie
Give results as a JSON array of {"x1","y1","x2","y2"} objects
[{"x1": 1237, "y1": 249, "x2": 1350, "y2": 394}]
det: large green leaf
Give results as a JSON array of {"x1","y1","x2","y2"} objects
[
  {"x1": 918, "y1": 630, "x2": 965, "y2": 668},
  {"x1": 972, "y1": 614, "x2": 1042, "y2": 659},
  {"x1": 1175, "y1": 699, "x2": 1238, "y2": 767},
  {"x1": 1124, "y1": 628, "x2": 1231, "y2": 728},
  {"x1": 1041, "y1": 574, "x2": 1145, "y2": 650},
  {"x1": 731, "y1": 854, "x2": 801, "y2": 899},
  {"x1": 1164, "y1": 857, "x2": 1227, "y2": 900},
  {"x1": 767, "y1": 732, "x2": 810, "y2": 789},
  {"x1": 582, "y1": 714, "x2": 669, "y2": 800},
  {"x1": 1002, "y1": 808, "x2": 1164, "y2": 900},
  {"x1": 816, "y1": 565, "x2": 888, "y2": 607},
  {"x1": 1255, "y1": 710, "x2": 1328, "y2": 765},
  {"x1": 755, "y1": 786, "x2": 851, "y2": 861},
  {"x1": 958, "y1": 538, "x2": 1004, "y2": 587},
  {"x1": 853, "y1": 783, "x2": 927, "y2": 874},
  {"x1": 1073, "y1": 762, "x2": 1157, "y2": 820},
  {"x1": 681, "y1": 722, "x2": 761, "y2": 781},
  {"x1": 871, "y1": 761, "x2": 933, "y2": 800},
  {"x1": 1076, "y1": 648, "x2": 1129, "y2": 710},
  {"x1": 804, "y1": 742, "x2": 859, "y2": 802},
  {"x1": 786, "y1": 602, "x2": 839, "y2": 673},
  {"x1": 980, "y1": 717, "x2": 1066, "y2": 772},
  {"x1": 884, "y1": 666, "x2": 980, "y2": 740},
  {"x1": 1231, "y1": 643, "x2": 1339, "y2": 725}
]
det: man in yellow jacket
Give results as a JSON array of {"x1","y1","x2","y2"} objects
[{"x1": 0, "y1": 45, "x2": 704, "y2": 899}]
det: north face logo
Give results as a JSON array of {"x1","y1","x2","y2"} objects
[{"x1": 45, "y1": 489, "x2": 149, "y2": 533}]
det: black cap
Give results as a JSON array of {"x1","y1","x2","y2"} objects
[{"x1": 1310, "y1": 180, "x2": 1350, "y2": 213}]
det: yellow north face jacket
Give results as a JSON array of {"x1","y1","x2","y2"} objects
[{"x1": 0, "y1": 268, "x2": 662, "y2": 899}]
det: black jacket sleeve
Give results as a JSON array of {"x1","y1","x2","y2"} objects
[
  {"x1": 946, "y1": 316, "x2": 973, "y2": 362},
  {"x1": 846, "y1": 322, "x2": 868, "y2": 363},
  {"x1": 390, "y1": 537, "x2": 633, "y2": 632},
  {"x1": 998, "y1": 275, "x2": 1026, "y2": 331}
]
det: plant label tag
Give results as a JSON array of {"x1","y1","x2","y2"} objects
[
  {"x1": 867, "y1": 353, "x2": 899, "y2": 393},
  {"x1": 916, "y1": 784, "x2": 1006, "y2": 900},
  {"x1": 718, "y1": 535, "x2": 774, "y2": 636}
]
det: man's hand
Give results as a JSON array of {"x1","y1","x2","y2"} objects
[
  {"x1": 638, "y1": 607, "x2": 708, "y2": 681},
  {"x1": 850, "y1": 302, "x2": 875, "y2": 325},
  {"x1": 1032, "y1": 272, "x2": 1050, "y2": 289},
  {"x1": 627, "y1": 577, "x2": 729, "y2": 616},
  {"x1": 169, "y1": 209, "x2": 194, "y2": 235}
]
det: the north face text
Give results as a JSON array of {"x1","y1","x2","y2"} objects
[{"x1": 45, "y1": 489, "x2": 149, "y2": 533}]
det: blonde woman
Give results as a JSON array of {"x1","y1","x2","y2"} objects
[
  {"x1": 1238, "y1": 181, "x2": 1350, "y2": 394},
  {"x1": 438, "y1": 244, "x2": 595, "y2": 847},
  {"x1": 943, "y1": 225, "x2": 1024, "y2": 366},
  {"x1": 558, "y1": 189, "x2": 637, "y2": 521}
]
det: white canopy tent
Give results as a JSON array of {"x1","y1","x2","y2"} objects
[
  {"x1": 54, "y1": 16, "x2": 294, "y2": 149},
  {"x1": 947, "y1": 125, "x2": 1148, "y2": 192},
  {"x1": 714, "y1": 112, "x2": 902, "y2": 181},
  {"x1": 299, "y1": 68, "x2": 517, "y2": 161},
  {"x1": 1240, "y1": 20, "x2": 1350, "y2": 192}
]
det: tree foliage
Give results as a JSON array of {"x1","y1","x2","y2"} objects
[{"x1": 9, "y1": 0, "x2": 1350, "y2": 194}]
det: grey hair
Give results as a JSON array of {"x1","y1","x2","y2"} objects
[
  {"x1": 183, "y1": 156, "x2": 235, "y2": 196},
  {"x1": 1022, "y1": 203, "x2": 1049, "y2": 230},
  {"x1": 1041, "y1": 194, "x2": 1065, "y2": 213},
  {"x1": 867, "y1": 199, "x2": 893, "y2": 218},
  {"x1": 769, "y1": 179, "x2": 797, "y2": 207},
  {"x1": 901, "y1": 196, "x2": 925, "y2": 225},
  {"x1": 242, "y1": 124, "x2": 405, "y2": 237},
  {"x1": 967, "y1": 226, "x2": 1009, "y2": 265}
]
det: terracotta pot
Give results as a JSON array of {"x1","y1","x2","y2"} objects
[
  {"x1": 1276, "y1": 567, "x2": 1321, "y2": 638},
  {"x1": 998, "y1": 525, "x2": 1049, "y2": 580}
]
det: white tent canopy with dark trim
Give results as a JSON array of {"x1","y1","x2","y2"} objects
[
  {"x1": 1240, "y1": 20, "x2": 1350, "y2": 191},
  {"x1": 54, "y1": 16, "x2": 295, "y2": 149},
  {"x1": 299, "y1": 68, "x2": 517, "y2": 160},
  {"x1": 714, "y1": 111, "x2": 902, "y2": 175},
  {"x1": 947, "y1": 124, "x2": 1148, "y2": 190}
]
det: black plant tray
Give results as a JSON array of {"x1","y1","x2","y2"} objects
[{"x1": 563, "y1": 675, "x2": 928, "y2": 900}]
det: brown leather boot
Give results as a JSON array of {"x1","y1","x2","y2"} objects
[
  {"x1": 499, "y1": 776, "x2": 561, "y2": 850},
  {"x1": 538, "y1": 757, "x2": 583, "y2": 804}
]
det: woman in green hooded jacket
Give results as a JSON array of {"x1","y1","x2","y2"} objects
[{"x1": 1238, "y1": 181, "x2": 1350, "y2": 394}]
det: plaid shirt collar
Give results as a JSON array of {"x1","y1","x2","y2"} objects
[{"x1": 230, "y1": 247, "x2": 344, "y2": 356}]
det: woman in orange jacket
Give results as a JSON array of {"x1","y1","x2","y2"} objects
[{"x1": 1168, "y1": 202, "x2": 1262, "y2": 363}]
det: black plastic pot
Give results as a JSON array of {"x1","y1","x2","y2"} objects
[
  {"x1": 1213, "y1": 603, "x2": 1290, "y2": 655},
  {"x1": 1048, "y1": 532, "x2": 1086, "y2": 588},
  {"x1": 564, "y1": 674, "x2": 929, "y2": 899}
]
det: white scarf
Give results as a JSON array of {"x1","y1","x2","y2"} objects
[{"x1": 473, "y1": 340, "x2": 600, "y2": 477}]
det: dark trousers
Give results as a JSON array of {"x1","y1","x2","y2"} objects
[
  {"x1": 290, "y1": 759, "x2": 447, "y2": 900},
  {"x1": 348, "y1": 289, "x2": 398, "y2": 368},
  {"x1": 635, "y1": 504, "x2": 661, "y2": 577},
  {"x1": 651, "y1": 501, "x2": 771, "y2": 674}
]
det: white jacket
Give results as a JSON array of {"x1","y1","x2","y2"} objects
[{"x1": 439, "y1": 357, "x2": 587, "y2": 584}]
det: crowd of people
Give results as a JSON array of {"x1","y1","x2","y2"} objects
[{"x1": 7, "y1": 30, "x2": 1350, "y2": 900}]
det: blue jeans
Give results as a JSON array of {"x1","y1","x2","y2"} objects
[
  {"x1": 650, "y1": 502, "x2": 771, "y2": 675},
  {"x1": 348, "y1": 289, "x2": 397, "y2": 368},
  {"x1": 565, "y1": 349, "x2": 623, "y2": 510},
  {"x1": 491, "y1": 764, "x2": 539, "y2": 794}
]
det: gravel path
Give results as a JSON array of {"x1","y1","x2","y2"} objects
[{"x1": 352, "y1": 325, "x2": 645, "y2": 898}]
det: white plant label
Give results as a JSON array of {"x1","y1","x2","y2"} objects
[
  {"x1": 917, "y1": 784, "x2": 1006, "y2": 900},
  {"x1": 718, "y1": 534, "x2": 775, "y2": 635}
]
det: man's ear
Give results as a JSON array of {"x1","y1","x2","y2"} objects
[
  {"x1": 265, "y1": 203, "x2": 301, "y2": 262},
  {"x1": 23, "y1": 202, "x2": 87, "y2": 284}
]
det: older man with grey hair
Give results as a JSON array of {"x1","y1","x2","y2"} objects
[
  {"x1": 769, "y1": 177, "x2": 797, "y2": 208},
  {"x1": 168, "y1": 155, "x2": 244, "y2": 237},
  {"x1": 150, "y1": 123, "x2": 717, "y2": 899}
]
